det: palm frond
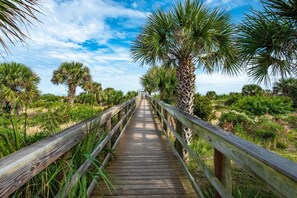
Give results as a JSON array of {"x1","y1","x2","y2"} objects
[{"x1": 0, "y1": 0, "x2": 41, "y2": 52}]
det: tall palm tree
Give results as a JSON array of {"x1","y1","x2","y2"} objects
[
  {"x1": 51, "y1": 61, "x2": 92, "y2": 104},
  {"x1": 238, "y1": 1, "x2": 297, "y2": 83},
  {"x1": 131, "y1": 0, "x2": 239, "y2": 143},
  {"x1": 0, "y1": 62, "x2": 40, "y2": 112},
  {"x1": 0, "y1": 0, "x2": 41, "y2": 52}
]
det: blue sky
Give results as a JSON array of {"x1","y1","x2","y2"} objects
[{"x1": 0, "y1": 0, "x2": 265, "y2": 95}]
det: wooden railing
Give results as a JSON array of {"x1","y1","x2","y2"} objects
[
  {"x1": 148, "y1": 95, "x2": 297, "y2": 198},
  {"x1": 0, "y1": 95, "x2": 141, "y2": 197}
]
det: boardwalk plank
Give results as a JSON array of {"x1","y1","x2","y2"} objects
[{"x1": 91, "y1": 99, "x2": 197, "y2": 197}]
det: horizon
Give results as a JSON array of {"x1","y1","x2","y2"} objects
[{"x1": 0, "y1": 0, "x2": 267, "y2": 95}]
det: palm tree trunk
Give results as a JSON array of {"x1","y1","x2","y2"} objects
[
  {"x1": 68, "y1": 85, "x2": 76, "y2": 104},
  {"x1": 176, "y1": 59, "x2": 195, "y2": 161}
]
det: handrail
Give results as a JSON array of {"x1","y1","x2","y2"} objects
[
  {"x1": 147, "y1": 95, "x2": 297, "y2": 198},
  {"x1": 0, "y1": 95, "x2": 141, "y2": 197}
]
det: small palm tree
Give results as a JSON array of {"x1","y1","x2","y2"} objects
[
  {"x1": 141, "y1": 66, "x2": 176, "y2": 102},
  {"x1": 0, "y1": 62, "x2": 40, "y2": 113},
  {"x1": 140, "y1": 72, "x2": 157, "y2": 95},
  {"x1": 0, "y1": 0, "x2": 41, "y2": 52},
  {"x1": 132, "y1": 0, "x2": 239, "y2": 143},
  {"x1": 51, "y1": 61, "x2": 92, "y2": 104},
  {"x1": 84, "y1": 81, "x2": 103, "y2": 105},
  {"x1": 242, "y1": 84, "x2": 264, "y2": 96}
]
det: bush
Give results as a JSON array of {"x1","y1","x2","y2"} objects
[
  {"x1": 220, "y1": 111, "x2": 254, "y2": 128},
  {"x1": 40, "y1": 94, "x2": 65, "y2": 102},
  {"x1": 253, "y1": 117, "x2": 284, "y2": 140},
  {"x1": 224, "y1": 93, "x2": 242, "y2": 106},
  {"x1": 233, "y1": 96, "x2": 292, "y2": 116},
  {"x1": 242, "y1": 84, "x2": 264, "y2": 96},
  {"x1": 194, "y1": 93, "x2": 212, "y2": 121},
  {"x1": 206, "y1": 91, "x2": 217, "y2": 100},
  {"x1": 68, "y1": 104, "x2": 102, "y2": 122}
]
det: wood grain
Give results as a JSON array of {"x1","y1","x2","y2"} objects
[
  {"x1": 0, "y1": 97, "x2": 137, "y2": 197},
  {"x1": 148, "y1": 96, "x2": 297, "y2": 198},
  {"x1": 90, "y1": 99, "x2": 196, "y2": 197}
]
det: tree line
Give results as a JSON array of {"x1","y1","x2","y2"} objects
[{"x1": 0, "y1": 61, "x2": 138, "y2": 113}]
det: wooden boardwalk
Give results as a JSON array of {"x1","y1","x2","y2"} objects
[{"x1": 91, "y1": 99, "x2": 196, "y2": 197}]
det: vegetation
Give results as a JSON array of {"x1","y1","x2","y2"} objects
[
  {"x1": 141, "y1": 66, "x2": 176, "y2": 103},
  {"x1": 233, "y1": 95, "x2": 292, "y2": 116},
  {"x1": 273, "y1": 78, "x2": 297, "y2": 107},
  {"x1": 0, "y1": 0, "x2": 41, "y2": 52},
  {"x1": 193, "y1": 93, "x2": 212, "y2": 121},
  {"x1": 238, "y1": 0, "x2": 297, "y2": 83},
  {"x1": 0, "y1": 59, "x2": 138, "y2": 197},
  {"x1": 0, "y1": 62, "x2": 40, "y2": 114},
  {"x1": 206, "y1": 91, "x2": 217, "y2": 100},
  {"x1": 241, "y1": 84, "x2": 264, "y2": 96},
  {"x1": 132, "y1": 0, "x2": 240, "y2": 145},
  {"x1": 2, "y1": 0, "x2": 297, "y2": 197},
  {"x1": 51, "y1": 61, "x2": 92, "y2": 104}
]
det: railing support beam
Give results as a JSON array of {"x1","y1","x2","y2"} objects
[{"x1": 214, "y1": 149, "x2": 232, "y2": 198}]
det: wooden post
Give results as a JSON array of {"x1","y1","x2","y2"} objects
[
  {"x1": 105, "y1": 119, "x2": 112, "y2": 157},
  {"x1": 214, "y1": 149, "x2": 232, "y2": 198},
  {"x1": 175, "y1": 119, "x2": 183, "y2": 159},
  {"x1": 164, "y1": 110, "x2": 169, "y2": 136},
  {"x1": 160, "y1": 106, "x2": 164, "y2": 128},
  {"x1": 118, "y1": 109, "x2": 123, "y2": 132}
]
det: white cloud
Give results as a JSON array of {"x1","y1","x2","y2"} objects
[
  {"x1": 195, "y1": 73, "x2": 272, "y2": 95},
  {"x1": 0, "y1": 0, "x2": 149, "y2": 94}
]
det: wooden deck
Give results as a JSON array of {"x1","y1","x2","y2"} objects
[{"x1": 91, "y1": 99, "x2": 196, "y2": 197}]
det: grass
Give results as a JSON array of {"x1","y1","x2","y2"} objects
[
  {"x1": 186, "y1": 95, "x2": 297, "y2": 197},
  {"x1": 0, "y1": 101, "x2": 113, "y2": 197}
]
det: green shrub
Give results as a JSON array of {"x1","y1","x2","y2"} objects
[
  {"x1": 285, "y1": 114, "x2": 297, "y2": 128},
  {"x1": 206, "y1": 91, "x2": 217, "y2": 100},
  {"x1": 224, "y1": 93, "x2": 242, "y2": 106},
  {"x1": 75, "y1": 92, "x2": 97, "y2": 105},
  {"x1": 68, "y1": 104, "x2": 102, "y2": 122},
  {"x1": 242, "y1": 84, "x2": 264, "y2": 96},
  {"x1": 194, "y1": 93, "x2": 212, "y2": 121},
  {"x1": 233, "y1": 96, "x2": 292, "y2": 116},
  {"x1": 219, "y1": 111, "x2": 254, "y2": 130},
  {"x1": 253, "y1": 117, "x2": 284, "y2": 140},
  {"x1": 40, "y1": 94, "x2": 65, "y2": 102}
]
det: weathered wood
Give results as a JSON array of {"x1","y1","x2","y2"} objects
[
  {"x1": 91, "y1": 99, "x2": 196, "y2": 197},
  {"x1": 56, "y1": 106, "x2": 135, "y2": 197},
  {"x1": 174, "y1": 119, "x2": 183, "y2": 159},
  {"x1": 148, "y1": 96, "x2": 297, "y2": 198},
  {"x1": 214, "y1": 149, "x2": 232, "y2": 198},
  {"x1": 0, "y1": 97, "x2": 138, "y2": 198},
  {"x1": 150, "y1": 100, "x2": 232, "y2": 198},
  {"x1": 87, "y1": 102, "x2": 137, "y2": 198},
  {"x1": 164, "y1": 110, "x2": 169, "y2": 135}
]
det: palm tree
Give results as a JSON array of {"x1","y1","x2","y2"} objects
[
  {"x1": 242, "y1": 84, "x2": 264, "y2": 96},
  {"x1": 238, "y1": 1, "x2": 297, "y2": 83},
  {"x1": 273, "y1": 78, "x2": 297, "y2": 107},
  {"x1": 140, "y1": 72, "x2": 157, "y2": 95},
  {"x1": 0, "y1": 0, "x2": 41, "y2": 52},
  {"x1": 141, "y1": 66, "x2": 176, "y2": 102},
  {"x1": 132, "y1": 0, "x2": 239, "y2": 143},
  {"x1": 0, "y1": 62, "x2": 40, "y2": 113},
  {"x1": 264, "y1": 0, "x2": 297, "y2": 22},
  {"x1": 84, "y1": 81, "x2": 103, "y2": 105},
  {"x1": 51, "y1": 61, "x2": 92, "y2": 104}
]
